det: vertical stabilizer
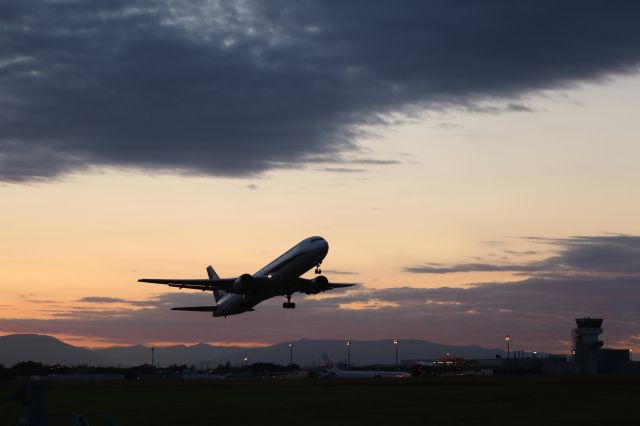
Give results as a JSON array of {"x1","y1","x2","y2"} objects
[
  {"x1": 206, "y1": 265, "x2": 220, "y2": 280},
  {"x1": 321, "y1": 354, "x2": 336, "y2": 371},
  {"x1": 206, "y1": 265, "x2": 225, "y2": 304}
]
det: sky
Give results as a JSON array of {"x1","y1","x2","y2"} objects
[{"x1": 1, "y1": 0, "x2": 640, "y2": 355}]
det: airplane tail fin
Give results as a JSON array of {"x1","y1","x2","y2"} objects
[
  {"x1": 207, "y1": 265, "x2": 226, "y2": 304},
  {"x1": 321, "y1": 354, "x2": 335, "y2": 371},
  {"x1": 206, "y1": 265, "x2": 220, "y2": 280}
]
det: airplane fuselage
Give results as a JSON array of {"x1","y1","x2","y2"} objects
[{"x1": 214, "y1": 236, "x2": 329, "y2": 316}]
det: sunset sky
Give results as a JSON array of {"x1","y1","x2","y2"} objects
[{"x1": 1, "y1": 1, "x2": 639, "y2": 354}]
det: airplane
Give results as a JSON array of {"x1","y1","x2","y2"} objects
[
  {"x1": 321, "y1": 354, "x2": 411, "y2": 378},
  {"x1": 138, "y1": 236, "x2": 355, "y2": 317}
]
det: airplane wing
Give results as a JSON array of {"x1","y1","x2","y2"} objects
[{"x1": 138, "y1": 278, "x2": 235, "y2": 291}]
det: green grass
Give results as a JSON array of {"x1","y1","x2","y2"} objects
[{"x1": 1, "y1": 376, "x2": 638, "y2": 425}]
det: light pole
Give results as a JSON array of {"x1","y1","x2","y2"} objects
[
  {"x1": 243, "y1": 357, "x2": 248, "y2": 368},
  {"x1": 630, "y1": 349, "x2": 633, "y2": 361},
  {"x1": 151, "y1": 347, "x2": 155, "y2": 367},
  {"x1": 393, "y1": 339, "x2": 399, "y2": 368},
  {"x1": 346, "y1": 340, "x2": 351, "y2": 367},
  {"x1": 289, "y1": 343, "x2": 294, "y2": 368},
  {"x1": 505, "y1": 335, "x2": 510, "y2": 360}
]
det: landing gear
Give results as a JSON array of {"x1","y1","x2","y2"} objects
[
  {"x1": 283, "y1": 294, "x2": 296, "y2": 309},
  {"x1": 314, "y1": 260, "x2": 322, "y2": 275}
]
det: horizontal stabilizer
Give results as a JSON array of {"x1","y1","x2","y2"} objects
[
  {"x1": 171, "y1": 306, "x2": 217, "y2": 312},
  {"x1": 329, "y1": 283, "x2": 357, "y2": 289},
  {"x1": 140, "y1": 278, "x2": 217, "y2": 285}
]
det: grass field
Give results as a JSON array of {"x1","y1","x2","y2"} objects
[{"x1": 1, "y1": 376, "x2": 638, "y2": 425}]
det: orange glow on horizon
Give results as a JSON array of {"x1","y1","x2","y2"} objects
[{"x1": 0, "y1": 331, "x2": 272, "y2": 349}]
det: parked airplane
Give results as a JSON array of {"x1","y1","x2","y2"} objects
[
  {"x1": 321, "y1": 354, "x2": 411, "y2": 378},
  {"x1": 139, "y1": 236, "x2": 355, "y2": 317}
]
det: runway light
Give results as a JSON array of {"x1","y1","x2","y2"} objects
[
  {"x1": 346, "y1": 340, "x2": 351, "y2": 367},
  {"x1": 504, "y1": 335, "x2": 511, "y2": 362},
  {"x1": 393, "y1": 339, "x2": 399, "y2": 367},
  {"x1": 288, "y1": 343, "x2": 294, "y2": 367}
]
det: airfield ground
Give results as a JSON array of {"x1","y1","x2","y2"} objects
[{"x1": 1, "y1": 376, "x2": 638, "y2": 425}]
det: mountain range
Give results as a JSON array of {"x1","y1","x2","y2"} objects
[
  {"x1": 0, "y1": 334, "x2": 505, "y2": 368},
  {"x1": 0, "y1": 334, "x2": 112, "y2": 367}
]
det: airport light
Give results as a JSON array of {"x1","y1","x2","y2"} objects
[
  {"x1": 630, "y1": 349, "x2": 633, "y2": 361},
  {"x1": 289, "y1": 343, "x2": 294, "y2": 368},
  {"x1": 393, "y1": 339, "x2": 399, "y2": 368},
  {"x1": 346, "y1": 340, "x2": 351, "y2": 367},
  {"x1": 504, "y1": 335, "x2": 510, "y2": 360},
  {"x1": 243, "y1": 357, "x2": 248, "y2": 368}
]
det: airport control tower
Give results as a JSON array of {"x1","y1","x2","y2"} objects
[{"x1": 573, "y1": 318, "x2": 604, "y2": 374}]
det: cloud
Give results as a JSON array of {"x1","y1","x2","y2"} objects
[
  {"x1": 19, "y1": 295, "x2": 58, "y2": 304},
  {"x1": 506, "y1": 103, "x2": 533, "y2": 112},
  {"x1": 321, "y1": 167, "x2": 366, "y2": 173},
  {"x1": 323, "y1": 269, "x2": 358, "y2": 275},
  {"x1": 504, "y1": 250, "x2": 539, "y2": 256},
  {"x1": 406, "y1": 263, "x2": 531, "y2": 274},
  {"x1": 347, "y1": 159, "x2": 401, "y2": 166},
  {"x1": 77, "y1": 297, "x2": 129, "y2": 304},
  {"x1": 2, "y1": 1, "x2": 640, "y2": 182},
  {"x1": 406, "y1": 235, "x2": 640, "y2": 276}
]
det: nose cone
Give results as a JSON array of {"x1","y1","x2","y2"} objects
[
  {"x1": 317, "y1": 237, "x2": 329, "y2": 256},
  {"x1": 309, "y1": 236, "x2": 329, "y2": 256},
  {"x1": 321, "y1": 240, "x2": 329, "y2": 256}
]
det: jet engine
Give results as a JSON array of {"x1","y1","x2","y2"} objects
[
  {"x1": 306, "y1": 275, "x2": 329, "y2": 294},
  {"x1": 232, "y1": 273, "x2": 253, "y2": 294}
]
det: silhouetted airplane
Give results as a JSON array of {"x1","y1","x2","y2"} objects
[{"x1": 139, "y1": 236, "x2": 355, "y2": 317}]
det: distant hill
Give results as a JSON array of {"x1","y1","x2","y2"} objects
[
  {"x1": 0, "y1": 334, "x2": 113, "y2": 367},
  {"x1": 95, "y1": 343, "x2": 243, "y2": 367},
  {"x1": 0, "y1": 334, "x2": 505, "y2": 368}
]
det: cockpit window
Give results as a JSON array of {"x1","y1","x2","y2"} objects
[{"x1": 309, "y1": 237, "x2": 323, "y2": 243}]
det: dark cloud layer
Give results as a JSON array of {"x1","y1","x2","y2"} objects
[
  {"x1": 2, "y1": 1, "x2": 640, "y2": 181},
  {"x1": 407, "y1": 235, "x2": 640, "y2": 276}
]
